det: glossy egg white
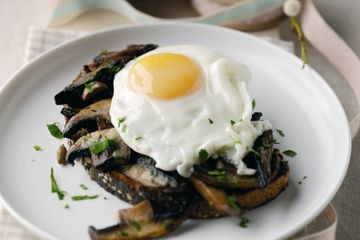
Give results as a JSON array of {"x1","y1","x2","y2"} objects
[{"x1": 110, "y1": 45, "x2": 271, "y2": 177}]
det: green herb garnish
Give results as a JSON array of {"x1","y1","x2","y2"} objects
[
  {"x1": 89, "y1": 137, "x2": 115, "y2": 155},
  {"x1": 100, "y1": 48, "x2": 108, "y2": 55},
  {"x1": 208, "y1": 118, "x2": 214, "y2": 124},
  {"x1": 252, "y1": 99, "x2": 256, "y2": 109},
  {"x1": 64, "y1": 204, "x2": 70, "y2": 209},
  {"x1": 80, "y1": 184, "x2": 88, "y2": 190},
  {"x1": 230, "y1": 120, "x2": 236, "y2": 126},
  {"x1": 234, "y1": 138, "x2": 242, "y2": 144},
  {"x1": 276, "y1": 129, "x2": 285, "y2": 137},
  {"x1": 208, "y1": 170, "x2": 226, "y2": 182},
  {"x1": 129, "y1": 220, "x2": 141, "y2": 231},
  {"x1": 110, "y1": 65, "x2": 121, "y2": 73},
  {"x1": 135, "y1": 136, "x2": 143, "y2": 141},
  {"x1": 239, "y1": 216, "x2": 250, "y2": 228},
  {"x1": 227, "y1": 195, "x2": 240, "y2": 211},
  {"x1": 84, "y1": 82, "x2": 94, "y2": 93},
  {"x1": 198, "y1": 149, "x2": 209, "y2": 163},
  {"x1": 50, "y1": 167, "x2": 65, "y2": 200},
  {"x1": 246, "y1": 146, "x2": 261, "y2": 157},
  {"x1": 298, "y1": 175, "x2": 307, "y2": 185},
  {"x1": 47, "y1": 123, "x2": 64, "y2": 139},
  {"x1": 121, "y1": 124, "x2": 127, "y2": 133},
  {"x1": 283, "y1": 150, "x2": 297, "y2": 157},
  {"x1": 71, "y1": 195, "x2": 99, "y2": 201},
  {"x1": 33, "y1": 145, "x2": 42, "y2": 151},
  {"x1": 85, "y1": 73, "x2": 94, "y2": 83},
  {"x1": 117, "y1": 116, "x2": 126, "y2": 128},
  {"x1": 207, "y1": 170, "x2": 225, "y2": 176},
  {"x1": 290, "y1": 16, "x2": 307, "y2": 68}
]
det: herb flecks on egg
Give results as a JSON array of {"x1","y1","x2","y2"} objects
[{"x1": 109, "y1": 45, "x2": 271, "y2": 177}]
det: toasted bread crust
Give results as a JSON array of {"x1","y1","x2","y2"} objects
[{"x1": 236, "y1": 163, "x2": 289, "y2": 209}]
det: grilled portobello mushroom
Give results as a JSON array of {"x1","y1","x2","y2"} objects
[
  {"x1": 89, "y1": 200, "x2": 186, "y2": 240},
  {"x1": 89, "y1": 157, "x2": 189, "y2": 216},
  {"x1": 63, "y1": 99, "x2": 112, "y2": 140},
  {"x1": 66, "y1": 128, "x2": 131, "y2": 170},
  {"x1": 53, "y1": 45, "x2": 291, "y2": 240},
  {"x1": 54, "y1": 44, "x2": 157, "y2": 108}
]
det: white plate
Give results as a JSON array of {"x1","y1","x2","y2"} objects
[{"x1": 0, "y1": 23, "x2": 351, "y2": 240}]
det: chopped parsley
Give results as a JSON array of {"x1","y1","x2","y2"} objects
[
  {"x1": 33, "y1": 145, "x2": 42, "y2": 151},
  {"x1": 121, "y1": 124, "x2": 127, "y2": 133},
  {"x1": 239, "y1": 216, "x2": 250, "y2": 228},
  {"x1": 89, "y1": 137, "x2": 115, "y2": 155},
  {"x1": 198, "y1": 149, "x2": 209, "y2": 163},
  {"x1": 85, "y1": 73, "x2": 94, "y2": 83},
  {"x1": 227, "y1": 195, "x2": 240, "y2": 211},
  {"x1": 252, "y1": 99, "x2": 256, "y2": 109},
  {"x1": 100, "y1": 48, "x2": 108, "y2": 55},
  {"x1": 207, "y1": 170, "x2": 226, "y2": 176},
  {"x1": 80, "y1": 184, "x2": 88, "y2": 190},
  {"x1": 64, "y1": 204, "x2": 70, "y2": 209},
  {"x1": 234, "y1": 138, "x2": 242, "y2": 144},
  {"x1": 208, "y1": 118, "x2": 214, "y2": 124},
  {"x1": 230, "y1": 120, "x2": 236, "y2": 126},
  {"x1": 283, "y1": 150, "x2": 297, "y2": 157},
  {"x1": 129, "y1": 220, "x2": 141, "y2": 231},
  {"x1": 298, "y1": 175, "x2": 307, "y2": 185},
  {"x1": 246, "y1": 146, "x2": 261, "y2": 157},
  {"x1": 84, "y1": 82, "x2": 95, "y2": 93},
  {"x1": 276, "y1": 129, "x2": 285, "y2": 137},
  {"x1": 71, "y1": 195, "x2": 99, "y2": 201},
  {"x1": 110, "y1": 65, "x2": 121, "y2": 74},
  {"x1": 208, "y1": 170, "x2": 226, "y2": 182},
  {"x1": 117, "y1": 116, "x2": 126, "y2": 128},
  {"x1": 50, "y1": 167, "x2": 65, "y2": 200},
  {"x1": 135, "y1": 136, "x2": 143, "y2": 141},
  {"x1": 47, "y1": 123, "x2": 64, "y2": 139}
]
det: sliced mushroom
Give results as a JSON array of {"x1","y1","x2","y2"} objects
[
  {"x1": 89, "y1": 164, "x2": 188, "y2": 215},
  {"x1": 235, "y1": 160, "x2": 290, "y2": 209},
  {"x1": 193, "y1": 159, "x2": 259, "y2": 189},
  {"x1": 66, "y1": 128, "x2": 131, "y2": 170},
  {"x1": 63, "y1": 99, "x2": 112, "y2": 140},
  {"x1": 191, "y1": 178, "x2": 242, "y2": 216},
  {"x1": 89, "y1": 200, "x2": 185, "y2": 240},
  {"x1": 93, "y1": 44, "x2": 157, "y2": 66},
  {"x1": 187, "y1": 190, "x2": 227, "y2": 219},
  {"x1": 60, "y1": 106, "x2": 80, "y2": 119},
  {"x1": 243, "y1": 129, "x2": 275, "y2": 188},
  {"x1": 124, "y1": 157, "x2": 178, "y2": 189},
  {"x1": 82, "y1": 81, "x2": 109, "y2": 102},
  {"x1": 54, "y1": 44, "x2": 157, "y2": 108},
  {"x1": 57, "y1": 144, "x2": 67, "y2": 165}
]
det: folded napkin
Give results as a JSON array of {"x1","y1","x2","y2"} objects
[{"x1": 0, "y1": 27, "x2": 337, "y2": 240}]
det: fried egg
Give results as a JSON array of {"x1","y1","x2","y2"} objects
[{"x1": 110, "y1": 45, "x2": 271, "y2": 177}]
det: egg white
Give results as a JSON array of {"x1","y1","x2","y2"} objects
[{"x1": 110, "y1": 45, "x2": 271, "y2": 177}]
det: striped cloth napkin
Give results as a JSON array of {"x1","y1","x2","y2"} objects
[{"x1": 0, "y1": 27, "x2": 335, "y2": 240}]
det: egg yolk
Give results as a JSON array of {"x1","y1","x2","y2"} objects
[{"x1": 128, "y1": 53, "x2": 200, "y2": 99}]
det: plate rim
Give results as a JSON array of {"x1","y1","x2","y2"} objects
[{"x1": 0, "y1": 22, "x2": 352, "y2": 240}]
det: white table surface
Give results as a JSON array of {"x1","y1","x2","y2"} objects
[{"x1": 0, "y1": 1, "x2": 359, "y2": 240}]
